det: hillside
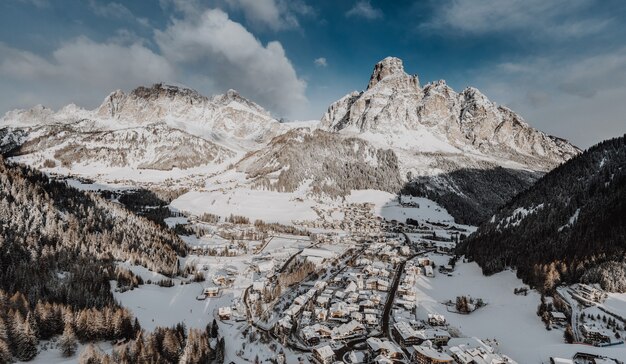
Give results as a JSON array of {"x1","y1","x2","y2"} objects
[
  {"x1": 0, "y1": 156, "x2": 186, "y2": 308},
  {"x1": 460, "y1": 135, "x2": 626, "y2": 291},
  {"x1": 236, "y1": 128, "x2": 403, "y2": 197}
]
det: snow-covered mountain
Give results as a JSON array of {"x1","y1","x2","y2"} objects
[
  {"x1": 0, "y1": 84, "x2": 288, "y2": 175},
  {"x1": 316, "y1": 57, "x2": 581, "y2": 224},
  {"x1": 320, "y1": 57, "x2": 579, "y2": 171},
  {"x1": 0, "y1": 60, "x2": 583, "y2": 224},
  {"x1": 94, "y1": 84, "x2": 282, "y2": 147}
]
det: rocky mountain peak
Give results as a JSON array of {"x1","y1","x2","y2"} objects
[
  {"x1": 367, "y1": 57, "x2": 413, "y2": 89},
  {"x1": 129, "y1": 83, "x2": 207, "y2": 103}
]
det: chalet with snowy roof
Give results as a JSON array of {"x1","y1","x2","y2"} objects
[
  {"x1": 366, "y1": 338, "x2": 404, "y2": 360},
  {"x1": 446, "y1": 337, "x2": 518, "y2": 364},
  {"x1": 332, "y1": 320, "x2": 366, "y2": 340},
  {"x1": 581, "y1": 324, "x2": 611, "y2": 345},
  {"x1": 218, "y1": 306, "x2": 231, "y2": 320},
  {"x1": 549, "y1": 311, "x2": 567, "y2": 323},
  {"x1": 412, "y1": 343, "x2": 454, "y2": 364},
  {"x1": 392, "y1": 321, "x2": 421, "y2": 347},
  {"x1": 416, "y1": 329, "x2": 451, "y2": 346},
  {"x1": 575, "y1": 284, "x2": 605, "y2": 303},
  {"x1": 203, "y1": 286, "x2": 220, "y2": 297},
  {"x1": 428, "y1": 314, "x2": 446, "y2": 326},
  {"x1": 312, "y1": 345, "x2": 335, "y2": 364}
]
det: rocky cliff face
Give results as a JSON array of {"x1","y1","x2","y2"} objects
[
  {"x1": 94, "y1": 83, "x2": 281, "y2": 144},
  {"x1": 321, "y1": 57, "x2": 580, "y2": 171}
]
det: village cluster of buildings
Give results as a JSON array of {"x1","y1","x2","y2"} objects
[
  {"x1": 273, "y1": 236, "x2": 411, "y2": 349},
  {"x1": 296, "y1": 203, "x2": 384, "y2": 236},
  {"x1": 311, "y1": 336, "x2": 517, "y2": 364}
]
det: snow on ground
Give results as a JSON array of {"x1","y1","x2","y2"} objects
[
  {"x1": 113, "y1": 256, "x2": 253, "y2": 332},
  {"x1": 27, "y1": 342, "x2": 114, "y2": 364},
  {"x1": 346, "y1": 189, "x2": 455, "y2": 223},
  {"x1": 414, "y1": 254, "x2": 567, "y2": 363},
  {"x1": 112, "y1": 280, "x2": 232, "y2": 332},
  {"x1": 604, "y1": 293, "x2": 626, "y2": 319},
  {"x1": 171, "y1": 189, "x2": 319, "y2": 224},
  {"x1": 164, "y1": 216, "x2": 188, "y2": 228}
]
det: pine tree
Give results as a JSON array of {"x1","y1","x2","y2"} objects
[
  {"x1": 211, "y1": 319, "x2": 218, "y2": 338},
  {"x1": 215, "y1": 337, "x2": 225, "y2": 364},
  {"x1": 161, "y1": 329, "x2": 181, "y2": 363},
  {"x1": 13, "y1": 312, "x2": 38, "y2": 361},
  {"x1": 564, "y1": 324, "x2": 575, "y2": 344},
  {"x1": 79, "y1": 343, "x2": 103, "y2": 364},
  {"x1": 59, "y1": 322, "x2": 78, "y2": 357},
  {"x1": 0, "y1": 318, "x2": 11, "y2": 364}
]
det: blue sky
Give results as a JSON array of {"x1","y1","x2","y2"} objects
[{"x1": 1, "y1": 0, "x2": 625, "y2": 147}]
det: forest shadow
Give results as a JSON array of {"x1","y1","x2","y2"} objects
[{"x1": 398, "y1": 167, "x2": 543, "y2": 226}]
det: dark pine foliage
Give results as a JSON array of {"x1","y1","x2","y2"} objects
[
  {"x1": 460, "y1": 135, "x2": 626, "y2": 292},
  {"x1": 0, "y1": 156, "x2": 187, "y2": 308}
]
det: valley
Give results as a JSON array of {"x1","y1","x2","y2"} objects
[{"x1": 0, "y1": 56, "x2": 623, "y2": 364}]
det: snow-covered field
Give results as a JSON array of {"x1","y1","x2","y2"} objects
[
  {"x1": 414, "y1": 254, "x2": 626, "y2": 362},
  {"x1": 171, "y1": 189, "x2": 319, "y2": 225}
]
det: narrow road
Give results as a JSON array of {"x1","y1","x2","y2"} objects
[{"x1": 381, "y1": 232, "x2": 433, "y2": 338}]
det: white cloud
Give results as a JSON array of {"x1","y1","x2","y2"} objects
[
  {"x1": 314, "y1": 57, "x2": 327, "y2": 67},
  {"x1": 0, "y1": 38, "x2": 175, "y2": 110},
  {"x1": 225, "y1": 0, "x2": 314, "y2": 31},
  {"x1": 423, "y1": 0, "x2": 609, "y2": 38},
  {"x1": 155, "y1": 8, "x2": 307, "y2": 117},
  {"x1": 88, "y1": 0, "x2": 150, "y2": 27},
  {"x1": 472, "y1": 49, "x2": 626, "y2": 148},
  {"x1": 346, "y1": 1, "x2": 383, "y2": 20}
]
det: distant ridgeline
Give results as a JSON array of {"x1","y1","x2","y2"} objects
[{"x1": 460, "y1": 135, "x2": 626, "y2": 292}]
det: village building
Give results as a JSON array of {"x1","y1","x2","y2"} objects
[
  {"x1": 203, "y1": 287, "x2": 220, "y2": 297},
  {"x1": 218, "y1": 306, "x2": 231, "y2": 320},
  {"x1": 392, "y1": 321, "x2": 421, "y2": 347},
  {"x1": 412, "y1": 344, "x2": 454, "y2": 364},
  {"x1": 581, "y1": 324, "x2": 611, "y2": 345},
  {"x1": 312, "y1": 345, "x2": 335, "y2": 364}
]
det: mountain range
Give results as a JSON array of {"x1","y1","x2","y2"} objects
[{"x1": 0, "y1": 57, "x2": 581, "y2": 224}]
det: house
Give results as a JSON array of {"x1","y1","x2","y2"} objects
[
  {"x1": 428, "y1": 314, "x2": 446, "y2": 326},
  {"x1": 317, "y1": 295, "x2": 331, "y2": 307},
  {"x1": 392, "y1": 322, "x2": 421, "y2": 347},
  {"x1": 212, "y1": 275, "x2": 228, "y2": 286},
  {"x1": 412, "y1": 344, "x2": 454, "y2": 364},
  {"x1": 332, "y1": 320, "x2": 366, "y2": 340},
  {"x1": 446, "y1": 337, "x2": 518, "y2": 364},
  {"x1": 275, "y1": 317, "x2": 293, "y2": 338},
  {"x1": 581, "y1": 324, "x2": 611, "y2": 345},
  {"x1": 312, "y1": 345, "x2": 335, "y2": 364},
  {"x1": 424, "y1": 266, "x2": 434, "y2": 278},
  {"x1": 218, "y1": 306, "x2": 231, "y2": 320},
  {"x1": 315, "y1": 308, "x2": 328, "y2": 321},
  {"x1": 416, "y1": 329, "x2": 451, "y2": 346},
  {"x1": 575, "y1": 284, "x2": 605, "y2": 302},
  {"x1": 549, "y1": 311, "x2": 567, "y2": 323},
  {"x1": 366, "y1": 338, "x2": 404, "y2": 360},
  {"x1": 203, "y1": 287, "x2": 220, "y2": 297},
  {"x1": 285, "y1": 304, "x2": 302, "y2": 318},
  {"x1": 301, "y1": 326, "x2": 321, "y2": 346}
]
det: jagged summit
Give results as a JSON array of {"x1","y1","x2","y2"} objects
[
  {"x1": 367, "y1": 57, "x2": 416, "y2": 89},
  {"x1": 321, "y1": 57, "x2": 580, "y2": 171}
]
